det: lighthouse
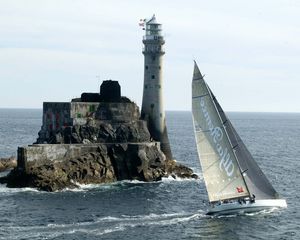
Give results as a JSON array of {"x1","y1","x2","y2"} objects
[{"x1": 141, "y1": 15, "x2": 173, "y2": 160}]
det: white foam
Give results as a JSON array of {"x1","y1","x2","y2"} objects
[
  {"x1": 62, "y1": 179, "x2": 157, "y2": 192},
  {"x1": 245, "y1": 207, "x2": 278, "y2": 216},
  {"x1": 161, "y1": 174, "x2": 202, "y2": 183},
  {"x1": 3, "y1": 211, "x2": 206, "y2": 239},
  {"x1": 0, "y1": 173, "x2": 202, "y2": 194},
  {"x1": 74, "y1": 212, "x2": 204, "y2": 237},
  {"x1": 0, "y1": 184, "x2": 39, "y2": 194},
  {"x1": 46, "y1": 216, "x2": 122, "y2": 228},
  {"x1": 88, "y1": 212, "x2": 205, "y2": 236},
  {"x1": 66, "y1": 174, "x2": 203, "y2": 192},
  {"x1": 0, "y1": 170, "x2": 10, "y2": 178}
]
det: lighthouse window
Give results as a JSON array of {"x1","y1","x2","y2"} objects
[
  {"x1": 145, "y1": 85, "x2": 148, "y2": 89},
  {"x1": 159, "y1": 66, "x2": 161, "y2": 70},
  {"x1": 151, "y1": 75, "x2": 155, "y2": 79},
  {"x1": 152, "y1": 56, "x2": 156, "y2": 61},
  {"x1": 145, "y1": 65, "x2": 148, "y2": 70}
]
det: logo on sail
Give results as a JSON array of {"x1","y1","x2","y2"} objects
[
  {"x1": 200, "y1": 98, "x2": 234, "y2": 176},
  {"x1": 236, "y1": 187, "x2": 244, "y2": 193}
]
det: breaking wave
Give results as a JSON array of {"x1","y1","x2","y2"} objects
[
  {"x1": 0, "y1": 184, "x2": 39, "y2": 194},
  {"x1": 62, "y1": 176, "x2": 202, "y2": 192}
]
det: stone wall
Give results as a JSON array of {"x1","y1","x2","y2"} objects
[
  {"x1": 42, "y1": 102, "x2": 140, "y2": 132},
  {"x1": 17, "y1": 142, "x2": 160, "y2": 173},
  {"x1": 38, "y1": 101, "x2": 141, "y2": 144},
  {"x1": 43, "y1": 102, "x2": 72, "y2": 131}
]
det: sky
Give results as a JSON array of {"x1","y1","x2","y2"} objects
[{"x1": 0, "y1": 0, "x2": 299, "y2": 112}]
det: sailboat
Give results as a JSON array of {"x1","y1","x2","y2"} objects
[{"x1": 191, "y1": 61, "x2": 287, "y2": 215}]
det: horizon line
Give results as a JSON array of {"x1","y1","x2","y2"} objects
[{"x1": 0, "y1": 107, "x2": 300, "y2": 114}]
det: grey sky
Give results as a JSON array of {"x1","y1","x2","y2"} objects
[{"x1": 0, "y1": 0, "x2": 299, "y2": 112}]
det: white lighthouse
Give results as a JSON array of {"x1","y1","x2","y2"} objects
[{"x1": 141, "y1": 15, "x2": 173, "y2": 160}]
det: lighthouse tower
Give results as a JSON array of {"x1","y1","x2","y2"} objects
[{"x1": 141, "y1": 15, "x2": 173, "y2": 160}]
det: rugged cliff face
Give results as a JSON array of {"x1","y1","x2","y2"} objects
[
  {"x1": 2, "y1": 144, "x2": 168, "y2": 191},
  {"x1": 36, "y1": 119, "x2": 151, "y2": 145},
  {"x1": 0, "y1": 99, "x2": 198, "y2": 191}
]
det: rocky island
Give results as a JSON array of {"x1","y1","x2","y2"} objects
[
  {"x1": 1, "y1": 16, "x2": 198, "y2": 191},
  {"x1": 0, "y1": 81, "x2": 197, "y2": 191}
]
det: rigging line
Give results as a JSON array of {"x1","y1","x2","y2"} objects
[
  {"x1": 193, "y1": 76, "x2": 204, "y2": 81},
  {"x1": 232, "y1": 144, "x2": 238, "y2": 149},
  {"x1": 192, "y1": 93, "x2": 209, "y2": 99}
]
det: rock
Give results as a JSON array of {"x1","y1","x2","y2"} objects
[
  {"x1": 0, "y1": 144, "x2": 197, "y2": 191},
  {"x1": 97, "y1": 123, "x2": 116, "y2": 142},
  {"x1": 165, "y1": 159, "x2": 198, "y2": 179},
  {"x1": 3, "y1": 97, "x2": 197, "y2": 191},
  {"x1": 82, "y1": 139, "x2": 91, "y2": 144},
  {"x1": 2, "y1": 146, "x2": 117, "y2": 191},
  {"x1": 0, "y1": 157, "x2": 17, "y2": 172},
  {"x1": 36, "y1": 120, "x2": 150, "y2": 145}
]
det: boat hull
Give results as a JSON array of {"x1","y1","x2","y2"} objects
[{"x1": 207, "y1": 199, "x2": 287, "y2": 216}]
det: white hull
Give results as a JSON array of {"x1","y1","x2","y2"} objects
[{"x1": 207, "y1": 199, "x2": 287, "y2": 216}]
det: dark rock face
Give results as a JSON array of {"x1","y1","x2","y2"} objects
[
  {"x1": 0, "y1": 144, "x2": 197, "y2": 192},
  {"x1": 2, "y1": 145, "x2": 115, "y2": 191},
  {"x1": 36, "y1": 120, "x2": 151, "y2": 144}
]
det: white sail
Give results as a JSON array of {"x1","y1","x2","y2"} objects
[{"x1": 192, "y1": 62, "x2": 249, "y2": 202}]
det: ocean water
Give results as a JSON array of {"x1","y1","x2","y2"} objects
[{"x1": 0, "y1": 109, "x2": 299, "y2": 240}]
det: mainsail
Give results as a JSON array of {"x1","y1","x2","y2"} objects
[
  {"x1": 210, "y1": 90, "x2": 278, "y2": 200},
  {"x1": 192, "y1": 62, "x2": 278, "y2": 203}
]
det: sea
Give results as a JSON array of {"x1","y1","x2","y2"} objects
[{"x1": 0, "y1": 109, "x2": 299, "y2": 240}]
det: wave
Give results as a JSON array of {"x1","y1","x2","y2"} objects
[
  {"x1": 62, "y1": 179, "x2": 151, "y2": 192},
  {"x1": 0, "y1": 179, "x2": 148, "y2": 195},
  {"x1": 212, "y1": 207, "x2": 282, "y2": 219},
  {"x1": 0, "y1": 173, "x2": 202, "y2": 195},
  {"x1": 85, "y1": 212, "x2": 204, "y2": 237},
  {"x1": 0, "y1": 184, "x2": 39, "y2": 194},
  {"x1": 245, "y1": 207, "x2": 280, "y2": 216},
  {"x1": 0, "y1": 170, "x2": 10, "y2": 178},
  {"x1": 1, "y1": 211, "x2": 206, "y2": 239},
  {"x1": 161, "y1": 174, "x2": 203, "y2": 183},
  {"x1": 62, "y1": 176, "x2": 202, "y2": 192}
]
